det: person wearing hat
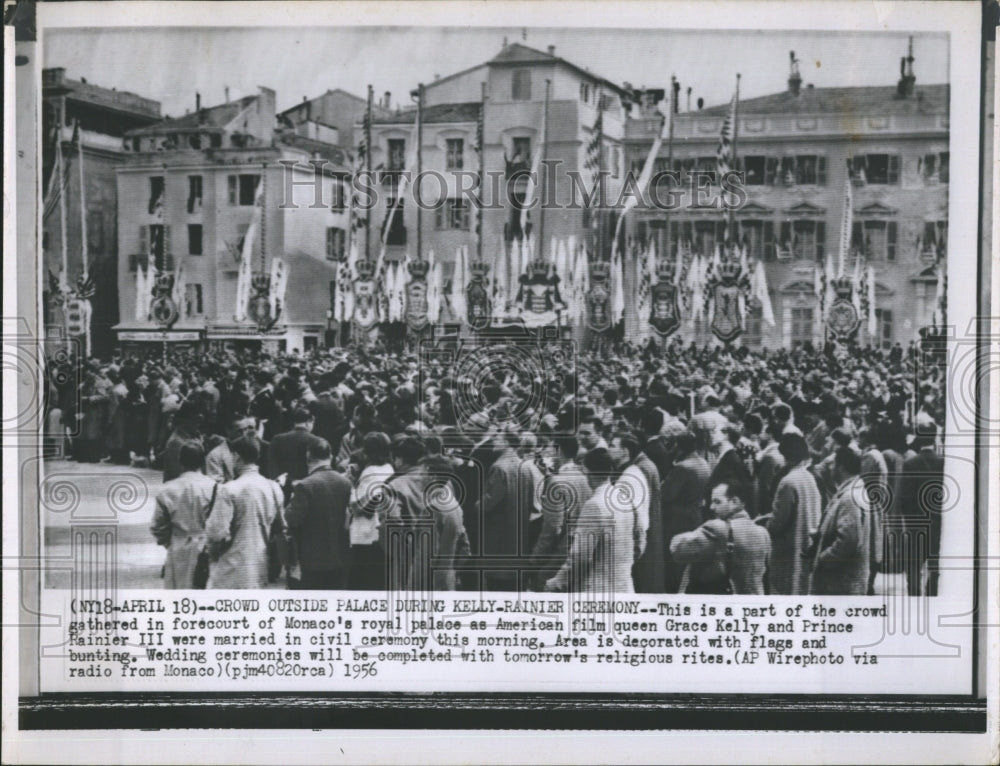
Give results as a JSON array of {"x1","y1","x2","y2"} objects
[
  {"x1": 764, "y1": 433, "x2": 822, "y2": 596},
  {"x1": 207, "y1": 417, "x2": 257, "y2": 484},
  {"x1": 161, "y1": 400, "x2": 204, "y2": 483},
  {"x1": 807, "y1": 446, "x2": 871, "y2": 596},
  {"x1": 268, "y1": 408, "x2": 326, "y2": 499}
]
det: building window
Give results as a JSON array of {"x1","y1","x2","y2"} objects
[
  {"x1": 852, "y1": 154, "x2": 901, "y2": 185},
  {"x1": 330, "y1": 180, "x2": 346, "y2": 212},
  {"x1": 737, "y1": 219, "x2": 776, "y2": 261},
  {"x1": 385, "y1": 197, "x2": 406, "y2": 246},
  {"x1": 148, "y1": 176, "x2": 164, "y2": 214},
  {"x1": 610, "y1": 146, "x2": 620, "y2": 179},
  {"x1": 187, "y1": 175, "x2": 203, "y2": 213},
  {"x1": 922, "y1": 152, "x2": 949, "y2": 183},
  {"x1": 228, "y1": 174, "x2": 261, "y2": 205},
  {"x1": 790, "y1": 307, "x2": 814, "y2": 347},
  {"x1": 779, "y1": 219, "x2": 825, "y2": 260},
  {"x1": 742, "y1": 156, "x2": 767, "y2": 185},
  {"x1": 693, "y1": 220, "x2": 725, "y2": 256},
  {"x1": 852, "y1": 220, "x2": 897, "y2": 261},
  {"x1": 512, "y1": 137, "x2": 531, "y2": 168},
  {"x1": 512, "y1": 69, "x2": 532, "y2": 101},
  {"x1": 326, "y1": 227, "x2": 346, "y2": 260},
  {"x1": 874, "y1": 308, "x2": 893, "y2": 350},
  {"x1": 794, "y1": 155, "x2": 826, "y2": 185},
  {"x1": 921, "y1": 220, "x2": 947, "y2": 260},
  {"x1": 184, "y1": 284, "x2": 203, "y2": 316},
  {"x1": 140, "y1": 223, "x2": 172, "y2": 271},
  {"x1": 188, "y1": 224, "x2": 203, "y2": 255},
  {"x1": 86, "y1": 210, "x2": 105, "y2": 252},
  {"x1": 446, "y1": 138, "x2": 464, "y2": 170},
  {"x1": 387, "y1": 139, "x2": 406, "y2": 171},
  {"x1": 580, "y1": 83, "x2": 590, "y2": 103},
  {"x1": 436, "y1": 199, "x2": 470, "y2": 230}
]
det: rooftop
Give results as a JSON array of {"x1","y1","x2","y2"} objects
[
  {"x1": 488, "y1": 42, "x2": 628, "y2": 97},
  {"x1": 372, "y1": 102, "x2": 481, "y2": 125},
  {"x1": 126, "y1": 95, "x2": 259, "y2": 136},
  {"x1": 696, "y1": 83, "x2": 949, "y2": 118},
  {"x1": 43, "y1": 68, "x2": 161, "y2": 119}
]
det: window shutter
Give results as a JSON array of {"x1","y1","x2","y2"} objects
[
  {"x1": 817, "y1": 156, "x2": 827, "y2": 185},
  {"x1": 888, "y1": 155, "x2": 901, "y2": 184},
  {"x1": 851, "y1": 221, "x2": 863, "y2": 251},
  {"x1": 436, "y1": 205, "x2": 444, "y2": 230},
  {"x1": 163, "y1": 225, "x2": 172, "y2": 270},
  {"x1": 763, "y1": 221, "x2": 775, "y2": 260},
  {"x1": 326, "y1": 228, "x2": 333, "y2": 260},
  {"x1": 815, "y1": 221, "x2": 825, "y2": 260},
  {"x1": 462, "y1": 204, "x2": 470, "y2": 230},
  {"x1": 887, "y1": 221, "x2": 897, "y2": 260},
  {"x1": 138, "y1": 225, "x2": 148, "y2": 256},
  {"x1": 228, "y1": 175, "x2": 237, "y2": 205},
  {"x1": 765, "y1": 157, "x2": 779, "y2": 185}
]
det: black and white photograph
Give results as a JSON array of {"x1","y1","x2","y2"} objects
[{"x1": 4, "y1": 1, "x2": 996, "y2": 763}]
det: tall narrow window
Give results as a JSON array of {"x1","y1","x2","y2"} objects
[{"x1": 512, "y1": 69, "x2": 532, "y2": 101}]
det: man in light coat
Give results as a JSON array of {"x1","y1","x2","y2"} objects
[
  {"x1": 809, "y1": 446, "x2": 870, "y2": 596},
  {"x1": 859, "y1": 427, "x2": 889, "y2": 595},
  {"x1": 546, "y1": 448, "x2": 635, "y2": 594},
  {"x1": 766, "y1": 433, "x2": 823, "y2": 595},
  {"x1": 151, "y1": 442, "x2": 218, "y2": 588},
  {"x1": 206, "y1": 436, "x2": 284, "y2": 589}
]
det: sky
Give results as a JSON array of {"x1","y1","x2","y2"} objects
[{"x1": 43, "y1": 27, "x2": 949, "y2": 119}]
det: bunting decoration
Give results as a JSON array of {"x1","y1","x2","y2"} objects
[
  {"x1": 404, "y1": 253, "x2": 431, "y2": 332},
  {"x1": 706, "y1": 252, "x2": 751, "y2": 343},
  {"x1": 586, "y1": 259, "x2": 613, "y2": 332}
]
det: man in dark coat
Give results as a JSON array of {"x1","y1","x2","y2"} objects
[
  {"x1": 898, "y1": 422, "x2": 944, "y2": 596},
  {"x1": 640, "y1": 408, "x2": 672, "y2": 480},
  {"x1": 705, "y1": 425, "x2": 753, "y2": 517},
  {"x1": 308, "y1": 386, "x2": 346, "y2": 456},
  {"x1": 661, "y1": 431, "x2": 710, "y2": 592},
  {"x1": 268, "y1": 408, "x2": 326, "y2": 500},
  {"x1": 284, "y1": 438, "x2": 352, "y2": 589},
  {"x1": 477, "y1": 431, "x2": 523, "y2": 591}
]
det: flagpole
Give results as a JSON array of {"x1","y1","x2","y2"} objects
[
  {"x1": 75, "y1": 120, "x2": 89, "y2": 281},
  {"x1": 416, "y1": 83, "x2": 424, "y2": 264},
  {"x1": 536, "y1": 79, "x2": 551, "y2": 263},
  {"x1": 477, "y1": 81, "x2": 486, "y2": 263},
  {"x1": 732, "y1": 74, "x2": 740, "y2": 168},
  {"x1": 57, "y1": 116, "x2": 68, "y2": 289},
  {"x1": 595, "y1": 88, "x2": 604, "y2": 264},
  {"x1": 365, "y1": 84, "x2": 373, "y2": 263}
]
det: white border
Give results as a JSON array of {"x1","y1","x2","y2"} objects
[{"x1": 5, "y1": 2, "x2": 996, "y2": 764}]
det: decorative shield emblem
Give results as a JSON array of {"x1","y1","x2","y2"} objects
[
  {"x1": 587, "y1": 282, "x2": 611, "y2": 332},
  {"x1": 150, "y1": 296, "x2": 179, "y2": 329},
  {"x1": 405, "y1": 279, "x2": 429, "y2": 332},
  {"x1": 649, "y1": 281, "x2": 680, "y2": 337},
  {"x1": 467, "y1": 279, "x2": 490, "y2": 330},
  {"x1": 710, "y1": 282, "x2": 743, "y2": 343},
  {"x1": 828, "y1": 298, "x2": 861, "y2": 337},
  {"x1": 353, "y1": 279, "x2": 378, "y2": 330}
]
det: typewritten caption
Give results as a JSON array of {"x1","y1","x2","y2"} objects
[{"x1": 43, "y1": 592, "x2": 905, "y2": 691}]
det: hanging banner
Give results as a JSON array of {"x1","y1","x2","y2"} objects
[
  {"x1": 518, "y1": 260, "x2": 563, "y2": 328},
  {"x1": 149, "y1": 272, "x2": 180, "y2": 329},
  {"x1": 586, "y1": 260, "x2": 612, "y2": 333},
  {"x1": 710, "y1": 261, "x2": 744, "y2": 343},
  {"x1": 405, "y1": 259, "x2": 430, "y2": 332},
  {"x1": 827, "y1": 276, "x2": 862, "y2": 337},
  {"x1": 353, "y1": 259, "x2": 379, "y2": 330},
  {"x1": 466, "y1": 261, "x2": 491, "y2": 330},
  {"x1": 649, "y1": 259, "x2": 681, "y2": 337}
]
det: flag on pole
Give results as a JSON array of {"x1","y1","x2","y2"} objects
[
  {"x1": 583, "y1": 107, "x2": 603, "y2": 208},
  {"x1": 520, "y1": 102, "x2": 548, "y2": 237},
  {"x1": 837, "y1": 177, "x2": 852, "y2": 277},
  {"x1": 234, "y1": 179, "x2": 263, "y2": 321},
  {"x1": 716, "y1": 90, "x2": 738, "y2": 178},
  {"x1": 172, "y1": 258, "x2": 187, "y2": 319},
  {"x1": 751, "y1": 258, "x2": 776, "y2": 326}
]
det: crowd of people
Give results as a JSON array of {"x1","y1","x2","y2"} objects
[{"x1": 44, "y1": 333, "x2": 947, "y2": 596}]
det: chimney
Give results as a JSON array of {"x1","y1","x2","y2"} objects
[
  {"x1": 434, "y1": 74, "x2": 440, "y2": 81},
  {"x1": 697, "y1": 97, "x2": 704, "y2": 111},
  {"x1": 673, "y1": 80, "x2": 680, "y2": 113},
  {"x1": 502, "y1": 36, "x2": 508, "y2": 48},
  {"x1": 547, "y1": 45, "x2": 555, "y2": 56},
  {"x1": 897, "y1": 36, "x2": 916, "y2": 98},
  {"x1": 196, "y1": 92, "x2": 201, "y2": 110},
  {"x1": 384, "y1": 91, "x2": 391, "y2": 109},
  {"x1": 224, "y1": 85, "x2": 230, "y2": 102},
  {"x1": 788, "y1": 51, "x2": 802, "y2": 96},
  {"x1": 686, "y1": 86, "x2": 691, "y2": 112}
]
